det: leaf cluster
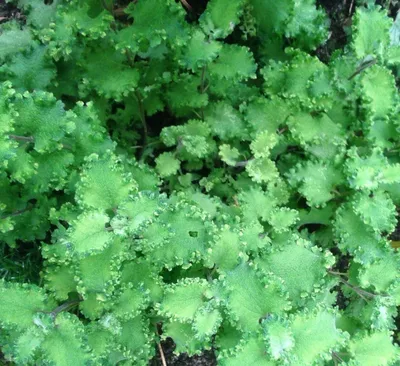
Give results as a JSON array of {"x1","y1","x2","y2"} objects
[{"x1": 0, "y1": 0, "x2": 400, "y2": 365}]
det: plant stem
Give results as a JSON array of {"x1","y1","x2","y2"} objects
[
  {"x1": 199, "y1": 65, "x2": 207, "y2": 120},
  {"x1": 50, "y1": 299, "x2": 82, "y2": 319},
  {"x1": 207, "y1": 265, "x2": 217, "y2": 282},
  {"x1": 157, "y1": 342, "x2": 167, "y2": 366},
  {"x1": 126, "y1": 49, "x2": 136, "y2": 67},
  {"x1": 348, "y1": 57, "x2": 376, "y2": 80},
  {"x1": 328, "y1": 270, "x2": 377, "y2": 302},
  {"x1": 154, "y1": 324, "x2": 167, "y2": 366},
  {"x1": 332, "y1": 351, "x2": 344, "y2": 363},
  {"x1": 9, "y1": 135, "x2": 34, "y2": 142},
  {"x1": 328, "y1": 270, "x2": 348, "y2": 276},
  {"x1": 101, "y1": 0, "x2": 114, "y2": 16},
  {"x1": 8, "y1": 135, "x2": 72, "y2": 150},
  {"x1": 180, "y1": 0, "x2": 192, "y2": 11},
  {"x1": 234, "y1": 158, "x2": 254, "y2": 168},
  {"x1": 134, "y1": 91, "x2": 148, "y2": 158},
  {"x1": 1, "y1": 204, "x2": 35, "y2": 220}
]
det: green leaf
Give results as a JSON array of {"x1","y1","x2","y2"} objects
[
  {"x1": 349, "y1": 331, "x2": 399, "y2": 365},
  {"x1": 142, "y1": 201, "x2": 215, "y2": 268},
  {"x1": 166, "y1": 73, "x2": 208, "y2": 112},
  {"x1": 0, "y1": 281, "x2": 55, "y2": 330},
  {"x1": 193, "y1": 305, "x2": 222, "y2": 341},
  {"x1": 78, "y1": 237, "x2": 126, "y2": 296},
  {"x1": 157, "y1": 278, "x2": 210, "y2": 321},
  {"x1": 14, "y1": 327, "x2": 44, "y2": 364},
  {"x1": 250, "y1": 131, "x2": 278, "y2": 158},
  {"x1": 125, "y1": 0, "x2": 188, "y2": 48},
  {"x1": 113, "y1": 285, "x2": 149, "y2": 320},
  {"x1": 17, "y1": 0, "x2": 60, "y2": 28},
  {"x1": 352, "y1": 7, "x2": 391, "y2": 59},
  {"x1": 243, "y1": 97, "x2": 290, "y2": 136},
  {"x1": 219, "y1": 144, "x2": 240, "y2": 166},
  {"x1": 67, "y1": 101, "x2": 115, "y2": 164},
  {"x1": 180, "y1": 29, "x2": 221, "y2": 70},
  {"x1": 256, "y1": 239, "x2": 332, "y2": 303},
  {"x1": 262, "y1": 316, "x2": 294, "y2": 361},
  {"x1": 200, "y1": 0, "x2": 244, "y2": 39},
  {"x1": 0, "y1": 45, "x2": 56, "y2": 92},
  {"x1": 205, "y1": 227, "x2": 243, "y2": 271},
  {"x1": 80, "y1": 44, "x2": 140, "y2": 101},
  {"x1": 287, "y1": 111, "x2": 343, "y2": 145},
  {"x1": 66, "y1": 211, "x2": 113, "y2": 255},
  {"x1": 112, "y1": 192, "x2": 167, "y2": 236},
  {"x1": 27, "y1": 150, "x2": 74, "y2": 193},
  {"x1": 76, "y1": 152, "x2": 137, "y2": 211},
  {"x1": 155, "y1": 152, "x2": 180, "y2": 178},
  {"x1": 267, "y1": 208, "x2": 299, "y2": 233},
  {"x1": 355, "y1": 251, "x2": 399, "y2": 293},
  {"x1": 286, "y1": 0, "x2": 329, "y2": 50},
  {"x1": 288, "y1": 161, "x2": 344, "y2": 207},
  {"x1": 163, "y1": 320, "x2": 208, "y2": 356},
  {"x1": 352, "y1": 191, "x2": 397, "y2": 233},
  {"x1": 224, "y1": 262, "x2": 290, "y2": 331},
  {"x1": 209, "y1": 44, "x2": 257, "y2": 81},
  {"x1": 246, "y1": 157, "x2": 279, "y2": 184},
  {"x1": 219, "y1": 336, "x2": 275, "y2": 366},
  {"x1": 0, "y1": 22, "x2": 34, "y2": 62},
  {"x1": 120, "y1": 258, "x2": 163, "y2": 303},
  {"x1": 345, "y1": 147, "x2": 387, "y2": 190},
  {"x1": 290, "y1": 309, "x2": 347, "y2": 365},
  {"x1": 360, "y1": 65, "x2": 397, "y2": 120},
  {"x1": 40, "y1": 313, "x2": 90, "y2": 366},
  {"x1": 204, "y1": 101, "x2": 247, "y2": 140},
  {"x1": 44, "y1": 264, "x2": 77, "y2": 301},
  {"x1": 249, "y1": 0, "x2": 293, "y2": 35},
  {"x1": 13, "y1": 91, "x2": 74, "y2": 153},
  {"x1": 117, "y1": 316, "x2": 153, "y2": 362}
]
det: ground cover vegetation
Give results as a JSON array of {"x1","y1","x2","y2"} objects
[{"x1": 0, "y1": 0, "x2": 400, "y2": 364}]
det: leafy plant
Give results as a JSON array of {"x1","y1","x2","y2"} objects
[{"x1": 0, "y1": 0, "x2": 400, "y2": 365}]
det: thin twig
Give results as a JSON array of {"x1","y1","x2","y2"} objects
[
  {"x1": 9, "y1": 135, "x2": 34, "y2": 142},
  {"x1": 339, "y1": 278, "x2": 376, "y2": 298},
  {"x1": 328, "y1": 270, "x2": 378, "y2": 301},
  {"x1": 155, "y1": 325, "x2": 167, "y2": 366},
  {"x1": 8, "y1": 134, "x2": 72, "y2": 150},
  {"x1": 200, "y1": 65, "x2": 207, "y2": 93},
  {"x1": 50, "y1": 299, "x2": 82, "y2": 319},
  {"x1": 180, "y1": 0, "x2": 192, "y2": 11},
  {"x1": 126, "y1": 49, "x2": 135, "y2": 67},
  {"x1": 192, "y1": 109, "x2": 203, "y2": 120},
  {"x1": 207, "y1": 265, "x2": 217, "y2": 282},
  {"x1": 37, "y1": 299, "x2": 83, "y2": 324},
  {"x1": 134, "y1": 91, "x2": 148, "y2": 158},
  {"x1": 348, "y1": 58, "x2": 376, "y2": 80},
  {"x1": 1, "y1": 203, "x2": 35, "y2": 220},
  {"x1": 199, "y1": 65, "x2": 207, "y2": 120},
  {"x1": 332, "y1": 351, "x2": 344, "y2": 363},
  {"x1": 101, "y1": 0, "x2": 115, "y2": 16},
  {"x1": 234, "y1": 158, "x2": 254, "y2": 168},
  {"x1": 328, "y1": 270, "x2": 348, "y2": 276},
  {"x1": 348, "y1": 0, "x2": 355, "y2": 16},
  {"x1": 157, "y1": 342, "x2": 167, "y2": 366}
]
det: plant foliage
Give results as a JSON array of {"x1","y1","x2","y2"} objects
[{"x1": 0, "y1": 0, "x2": 400, "y2": 365}]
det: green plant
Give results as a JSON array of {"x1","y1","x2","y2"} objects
[{"x1": 0, "y1": 0, "x2": 400, "y2": 364}]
